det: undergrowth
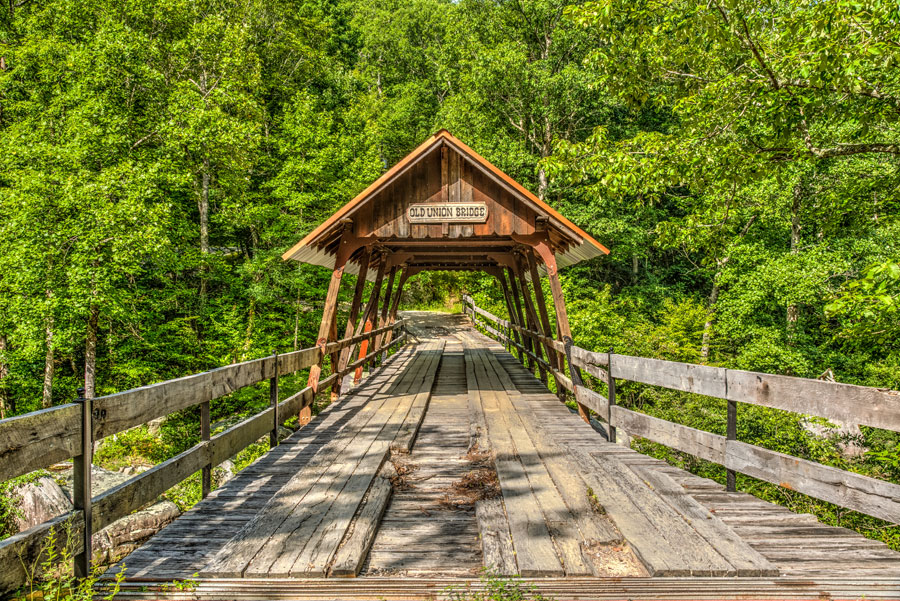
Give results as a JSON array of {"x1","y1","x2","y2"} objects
[{"x1": 445, "y1": 569, "x2": 553, "y2": 601}]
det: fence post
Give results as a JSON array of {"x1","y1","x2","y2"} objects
[
  {"x1": 73, "y1": 388, "x2": 92, "y2": 578},
  {"x1": 270, "y1": 351, "x2": 280, "y2": 448},
  {"x1": 200, "y1": 396, "x2": 211, "y2": 498},
  {"x1": 606, "y1": 350, "x2": 617, "y2": 445},
  {"x1": 726, "y1": 400, "x2": 737, "y2": 492}
]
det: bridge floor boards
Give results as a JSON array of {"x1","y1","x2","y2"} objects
[
  {"x1": 104, "y1": 313, "x2": 900, "y2": 598},
  {"x1": 363, "y1": 343, "x2": 483, "y2": 576}
]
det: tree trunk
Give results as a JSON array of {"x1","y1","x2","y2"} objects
[
  {"x1": 293, "y1": 296, "x2": 301, "y2": 351},
  {"x1": 199, "y1": 157, "x2": 210, "y2": 299},
  {"x1": 0, "y1": 334, "x2": 9, "y2": 419},
  {"x1": 84, "y1": 303, "x2": 99, "y2": 400},
  {"x1": 700, "y1": 279, "x2": 720, "y2": 362},
  {"x1": 42, "y1": 318, "x2": 54, "y2": 409},
  {"x1": 787, "y1": 184, "x2": 802, "y2": 335},
  {"x1": 537, "y1": 166, "x2": 549, "y2": 200}
]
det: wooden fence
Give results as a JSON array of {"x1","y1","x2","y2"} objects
[
  {"x1": 0, "y1": 320, "x2": 407, "y2": 594},
  {"x1": 462, "y1": 296, "x2": 900, "y2": 526}
]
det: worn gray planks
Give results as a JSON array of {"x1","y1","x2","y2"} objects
[
  {"x1": 466, "y1": 347, "x2": 564, "y2": 577},
  {"x1": 202, "y1": 342, "x2": 443, "y2": 578},
  {"x1": 364, "y1": 346, "x2": 483, "y2": 577}
]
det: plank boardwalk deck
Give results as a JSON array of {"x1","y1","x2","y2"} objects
[{"x1": 104, "y1": 313, "x2": 900, "y2": 599}]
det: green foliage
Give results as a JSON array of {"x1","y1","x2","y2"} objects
[
  {"x1": 445, "y1": 568, "x2": 553, "y2": 601},
  {"x1": 16, "y1": 523, "x2": 125, "y2": 601}
]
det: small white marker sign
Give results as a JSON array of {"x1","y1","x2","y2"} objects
[{"x1": 407, "y1": 202, "x2": 488, "y2": 224}]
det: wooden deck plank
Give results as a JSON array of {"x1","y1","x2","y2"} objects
[{"x1": 466, "y1": 348, "x2": 564, "y2": 577}]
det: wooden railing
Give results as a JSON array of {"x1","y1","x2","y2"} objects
[
  {"x1": 462, "y1": 296, "x2": 900, "y2": 527},
  {"x1": 0, "y1": 320, "x2": 407, "y2": 594}
]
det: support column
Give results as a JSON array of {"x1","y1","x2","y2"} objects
[
  {"x1": 519, "y1": 233, "x2": 590, "y2": 423},
  {"x1": 506, "y1": 266, "x2": 535, "y2": 373},
  {"x1": 372, "y1": 265, "x2": 397, "y2": 361},
  {"x1": 380, "y1": 267, "x2": 409, "y2": 358},
  {"x1": 527, "y1": 250, "x2": 565, "y2": 400},
  {"x1": 336, "y1": 247, "x2": 371, "y2": 390},
  {"x1": 513, "y1": 256, "x2": 549, "y2": 385},
  {"x1": 497, "y1": 270, "x2": 522, "y2": 354},
  {"x1": 307, "y1": 222, "x2": 362, "y2": 422},
  {"x1": 353, "y1": 255, "x2": 388, "y2": 384}
]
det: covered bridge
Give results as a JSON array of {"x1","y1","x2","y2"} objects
[{"x1": 1, "y1": 131, "x2": 899, "y2": 600}]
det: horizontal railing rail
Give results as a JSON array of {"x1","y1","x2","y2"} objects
[
  {"x1": 462, "y1": 296, "x2": 900, "y2": 526},
  {"x1": 0, "y1": 320, "x2": 407, "y2": 595}
]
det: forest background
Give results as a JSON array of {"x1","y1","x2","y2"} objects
[{"x1": 0, "y1": 0, "x2": 899, "y2": 550}]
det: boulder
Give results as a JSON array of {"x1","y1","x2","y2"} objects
[
  {"x1": 91, "y1": 500, "x2": 180, "y2": 564},
  {"x1": 13, "y1": 464, "x2": 181, "y2": 565},
  {"x1": 13, "y1": 476, "x2": 71, "y2": 531}
]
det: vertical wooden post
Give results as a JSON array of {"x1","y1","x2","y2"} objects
[
  {"x1": 308, "y1": 229, "x2": 355, "y2": 393},
  {"x1": 607, "y1": 350, "x2": 617, "y2": 443},
  {"x1": 336, "y1": 249, "x2": 371, "y2": 392},
  {"x1": 307, "y1": 223, "x2": 359, "y2": 423},
  {"x1": 270, "y1": 352, "x2": 280, "y2": 448},
  {"x1": 372, "y1": 265, "x2": 397, "y2": 362},
  {"x1": 529, "y1": 236, "x2": 590, "y2": 423},
  {"x1": 506, "y1": 266, "x2": 534, "y2": 372},
  {"x1": 381, "y1": 267, "x2": 409, "y2": 360},
  {"x1": 527, "y1": 250, "x2": 566, "y2": 400},
  {"x1": 354, "y1": 256, "x2": 388, "y2": 384},
  {"x1": 201, "y1": 398, "x2": 211, "y2": 498},
  {"x1": 726, "y1": 401, "x2": 737, "y2": 491},
  {"x1": 513, "y1": 257, "x2": 548, "y2": 385},
  {"x1": 73, "y1": 387, "x2": 92, "y2": 578},
  {"x1": 497, "y1": 270, "x2": 521, "y2": 356}
]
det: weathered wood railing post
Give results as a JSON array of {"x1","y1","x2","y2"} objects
[
  {"x1": 606, "y1": 350, "x2": 617, "y2": 444},
  {"x1": 726, "y1": 399, "x2": 737, "y2": 491},
  {"x1": 201, "y1": 396, "x2": 211, "y2": 499},
  {"x1": 73, "y1": 387, "x2": 92, "y2": 578},
  {"x1": 270, "y1": 352, "x2": 279, "y2": 448}
]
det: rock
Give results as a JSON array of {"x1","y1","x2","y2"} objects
[
  {"x1": 91, "y1": 500, "x2": 180, "y2": 564},
  {"x1": 12, "y1": 476, "x2": 71, "y2": 531},
  {"x1": 146, "y1": 417, "x2": 166, "y2": 435},
  {"x1": 52, "y1": 464, "x2": 179, "y2": 564},
  {"x1": 215, "y1": 460, "x2": 236, "y2": 486},
  {"x1": 802, "y1": 418, "x2": 866, "y2": 458},
  {"x1": 278, "y1": 426, "x2": 293, "y2": 442},
  {"x1": 59, "y1": 464, "x2": 131, "y2": 503}
]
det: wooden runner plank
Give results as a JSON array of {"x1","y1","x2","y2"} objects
[
  {"x1": 392, "y1": 347, "x2": 444, "y2": 453},
  {"x1": 328, "y1": 464, "x2": 395, "y2": 577},
  {"x1": 475, "y1": 349, "x2": 590, "y2": 576},
  {"x1": 630, "y1": 464, "x2": 778, "y2": 577},
  {"x1": 254, "y1": 342, "x2": 444, "y2": 578},
  {"x1": 475, "y1": 498, "x2": 517, "y2": 576},
  {"x1": 483, "y1": 350, "x2": 622, "y2": 549},
  {"x1": 291, "y1": 347, "x2": 444, "y2": 576},
  {"x1": 199, "y1": 347, "x2": 429, "y2": 577},
  {"x1": 574, "y1": 449, "x2": 736, "y2": 576},
  {"x1": 253, "y1": 347, "x2": 438, "y2": 577},
  {"x1": 466, "y1": 348, "x2": 564, "y2": 577}
]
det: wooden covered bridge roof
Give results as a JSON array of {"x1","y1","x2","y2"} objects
[{"x1": 282, "y1": 129, "x2": 609, "y2": 278}]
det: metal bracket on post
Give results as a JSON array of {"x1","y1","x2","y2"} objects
[
  {"x1": 726, "y1": 400, "x2": 737, "y2": 492},
  {"x1": 201, "y1": 397, "x2": 211, "y2": 498},
  {"x1": 73, "y1": 388, "x2": 92, "y2": 578},
  {"x1": 270, "y1": 351, "x2": 280, "y2": 448},
  {"x1": 607, "y1": 349, "x2": 617, "y2": 444}
]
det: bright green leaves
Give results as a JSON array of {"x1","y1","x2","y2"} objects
[{"x1": 827, "y1": 259, "x2": 900, "y2": 350}]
